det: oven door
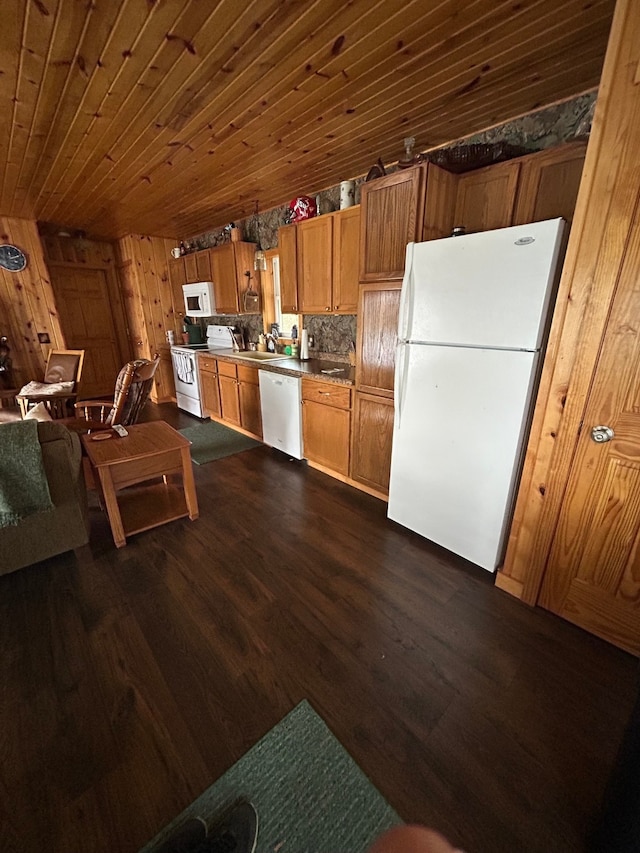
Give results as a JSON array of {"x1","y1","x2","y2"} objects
[{"x1": 171, "y1": 348, "x2": 203, "y2": 417}]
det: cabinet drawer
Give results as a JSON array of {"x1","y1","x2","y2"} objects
[
  {"x1": 218, "y1": 360, "x2": 238, "y2": 378},
  {"x1": 198, "y1": 355, "x2": 218, "y2": 373},
  {"x1": 237, "y1": 364, "x2": 260, "y2": 385},
  {"x1": 302, "y1": 378, "x2": 351, "y2": 409}
]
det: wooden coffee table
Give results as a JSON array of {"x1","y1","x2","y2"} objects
[{"x1": 81, "y1": 420, "x2": 199, "y2": 548}]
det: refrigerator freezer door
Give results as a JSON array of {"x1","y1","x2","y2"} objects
[
  {"x1": 405, "y1": 218, "x2": 565, "y2": 350},
  {"x1": 387, "y1": 343, "x2": 538, "y2": 571}
]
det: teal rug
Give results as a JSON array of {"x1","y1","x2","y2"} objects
[
  {"x1": 140, "y1": 700, "x2": 401, "y2": 852},
  {"x1": 179, "y1": 420, "x2": 261, "y2": 465}
]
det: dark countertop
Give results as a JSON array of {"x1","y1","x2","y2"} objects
[{"x1": 198, "y1": 349, "x2": 355, "y2": 386}]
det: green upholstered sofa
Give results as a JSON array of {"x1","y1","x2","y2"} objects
[{"x1": 0, "y1": 421, "x2": 89, "y2": 575}]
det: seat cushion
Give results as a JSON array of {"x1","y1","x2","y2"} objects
[{"x1": 18, "y1": 380, "x2": 75, "y2": 396}]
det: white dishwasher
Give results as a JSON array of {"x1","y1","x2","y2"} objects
[{"x1": 258, "y1": 371, "x2": 303, "y2": 459}]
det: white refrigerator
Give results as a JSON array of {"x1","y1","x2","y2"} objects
[{"x1": 387, "y1": 218, "x2": 565, "y2": 572}]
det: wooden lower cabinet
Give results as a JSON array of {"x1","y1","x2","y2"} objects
[
  {"x1": 237, "y1": 364, "x2": 262, "y2": 439},
  {"x1": 302, "y1": 378, "x2": 351, "y2": 475},
  {"x1": 350, "y1": 391, "x2": 395, "y2": 494},
  {"x1": 218, "y1": 361, "x2": 241, "y2": 426},
  {"x1": 199, "y1": 355, "x2": 221, "y2": 418}
]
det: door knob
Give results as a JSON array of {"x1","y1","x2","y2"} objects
[{"x1": 591, "y1": 425, "x2": 614, "y2": 443}]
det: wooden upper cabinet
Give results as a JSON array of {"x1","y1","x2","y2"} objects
[
  {"x1": 423, "y1": 163, "x2": 458, "y2": 241},
  {"x1": 332, "y1": 206, "x2": 360, "y2": 312},
  {"x1": 210, "y1": 244, "x2": 239, "y2": 314},
  {"x1": 297, "y1": 215, "x2": 333, "y2": 313},
  {"x1": 184, "y1": 250, "x2": 212, "y2": 283},
  {"x1": 168, "y1": 257, "x2": 187, "y2": 323},
  {"x1": 513, "y1": 141, "x2": 587, "y2": 228},
  {"x1": 359, "y1": 166, "x2": 425, "y2": 281},
  {"x1": 277, "y1": 225, "x2": 299, "y2": 313},
  {"x1": 356, "y1": 282, "x2": 401, "y2": 398},
  {"x1": 453, "y1": 160, "x2": 521, "y2": 233}
]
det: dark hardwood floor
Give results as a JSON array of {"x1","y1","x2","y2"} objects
[{"x1": 1, "y1": 402, "x2": 637, "y2": 853}]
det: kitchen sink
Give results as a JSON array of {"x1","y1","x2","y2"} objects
[{"x1": 232, "y1": 351, "x2": 291, "y2": 361}]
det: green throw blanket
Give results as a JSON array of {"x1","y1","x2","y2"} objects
[{"x1": 0, "y1": 420, "x2": 53, "y2": 527}]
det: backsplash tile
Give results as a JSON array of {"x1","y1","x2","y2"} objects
[{"x1": 304, "y1": 315, "x2": 356, "y2": 358}]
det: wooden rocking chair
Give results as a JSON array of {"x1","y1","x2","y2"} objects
[{"x1": 62, "y1": 356, "x2": 159, "y2": 433}]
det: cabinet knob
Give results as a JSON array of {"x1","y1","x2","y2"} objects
[
  {"x1": 325, "y1": 306, "x2": 330, "y2": 311},
  {"x1": 334, "y1": 305, "x2": 339, "y2": 310},
  {"x1": 293, "y1": 305, "x2": 297, "y2": 312}
]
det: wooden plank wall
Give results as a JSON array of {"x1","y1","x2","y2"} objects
[
  {"x1": 116, "y1": 235, "x2": 178, "y2": 354},
  {"x1": 496, "y1": 0, "x2": 640, "y2": 603},
  {"x1": 0, "y1": 216, "x2": 65, "y2": 388},
  {"x1": 115, "y1": 234, "x2": 178, "y2": 402}
]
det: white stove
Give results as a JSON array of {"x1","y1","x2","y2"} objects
[{"x1": 170, "y1": 324, "x2": 233, "y2": 417}]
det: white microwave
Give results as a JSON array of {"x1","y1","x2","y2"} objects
[{"x1": 183, "y1": 281, "x2": 216, "y2": 317}]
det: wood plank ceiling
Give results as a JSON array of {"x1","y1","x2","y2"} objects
[{"x1": 0, "y1": 0, "x2": 615, "y2": 240}]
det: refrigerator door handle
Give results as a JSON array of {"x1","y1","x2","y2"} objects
[
  {"x1": 394, "y1": 342, "x2": 409, "y2": 429},
  {"x1": 398, "y1": 242, "x2": 415, "y2": 340}
]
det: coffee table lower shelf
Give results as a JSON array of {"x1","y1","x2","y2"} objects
[
  {"x1": 117, "y1": 482, "x2": 189, "y2": 539},
  {"x1": 81, "y1": 421, "x2": 199, "y2": 548}
]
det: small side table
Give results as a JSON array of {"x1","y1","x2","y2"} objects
[{"x1": 81, "y1": 420, "x2": 199, "y2": 548}]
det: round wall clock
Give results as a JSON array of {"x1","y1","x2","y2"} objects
[{"x1": 0, "y1": 244, "x2": 27, "y2": 272}]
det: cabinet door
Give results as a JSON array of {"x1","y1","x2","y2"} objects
[
  {"x1": 453, "y1": 160, "x2": 520, "y2": 233},
  {"x1": 168, "y1": 258, "x2": 187, "y2": 324},
  {"x1": 210, "y1": 244, "x2": 239, "y2": 313},
  {"x1": 183, "y1": 253, "x2": 198, "y2": 282},
  {"x1": 195, "y1": 250, "x2": 212, "y2": 281},
  {"x1": 200, "y1": 369, "x2": 221, "y2": 418},
  {"x1": 512, "y1": 142, "x2": 587, "y2": 228},
  {"x1": 423, "y1": 163, "x2": 458, "y2": 241},
  {"x1": 239, "y1": 381, "x2": 262, "y2": 438},
  {"x1": 219, "y1": 374, "x2": 240, "y2": 425},
  {"x1": 297, "y1": 216, "x2": 333, "y2": 313},
  {"x1": 356, "y1": 283, "x2": 401, "y2": 398},
  {"x1": 332, "y1": 206, "x2": 360, "y2": 312},
  {"x1": 359, "y1": 167, "x2": 425, "y2": 281},
  {"x1": 278, "y1": 225, "x2": 299, "y2": 312},
  {"x1": 350, "y1": 391, "x2": 394, "y2": 494},
  {"x1": 302, "y1": 399, "x2": 350, "y2": 475}
]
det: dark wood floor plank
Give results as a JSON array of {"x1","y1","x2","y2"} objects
[{"x1": 0, "y1": 403, "x2": 637, "y2": 853}]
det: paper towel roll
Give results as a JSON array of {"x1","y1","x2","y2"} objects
[{"x1": 300, "y1": 328, "x2": 310, "y2": 360}]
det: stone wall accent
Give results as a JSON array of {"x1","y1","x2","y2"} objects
[{"x1": 185, "y1": 93, "x2": 596, "y2": 357}]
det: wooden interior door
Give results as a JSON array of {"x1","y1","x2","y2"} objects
[
  {"x1": 50, "y1": 267, "x2": 122, "y2": 398},
  {"x1": 539, "y1": 203, "x2": 640, "y2": 656}
]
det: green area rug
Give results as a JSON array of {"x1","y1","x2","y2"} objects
[
  {"x1": 140, "y1": 700, "x2": 401, "y2": 853},
  {"x1": 179, "y1": 420, "x2": 261, "y2": 465}
]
